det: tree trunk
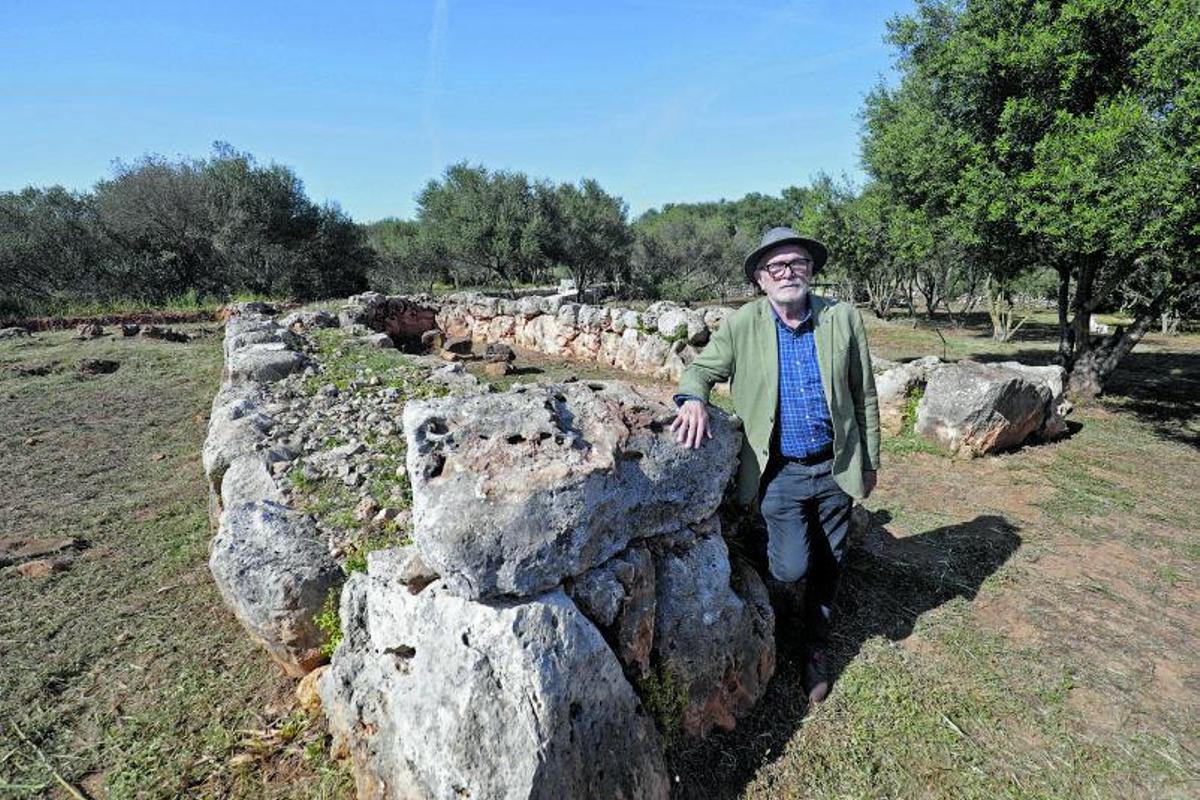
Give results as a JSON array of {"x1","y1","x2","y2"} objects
[
  {"x1": 985, "y1": 276, "x2": 1011, "y2": 341},
  {"x1": 1065, "y1": 284, "x2": 1169, "y2": 399},
  {"x1": 1067, "y1": 311, "x2": 1156, "y2": 398},
  {"x1": 1055, "y1": 266, "x2": 1072, "y2": 365}
]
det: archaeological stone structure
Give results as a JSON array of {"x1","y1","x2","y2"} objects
[{"x1": 204, "y1": 291, "x2": 1074, "y2": 798}]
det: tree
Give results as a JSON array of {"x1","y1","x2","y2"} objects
[
  {"x1": 631, "y1": 208, "x2": 747, "y2": 302},
  {"x1": 3, "y1": 144, "x2": 374, "y2": 309},
  {"x1": 0, "y1": 186, "x2": 106, "y2": 314},
  {"x1": 415, "y1": 163, "x2": 551, "y2": 290},
  {"x1": 540, "y1": 179, "x2": 632, "y2": 297},
  {"x1": 92, "y1": 154, "x2": 218, "y2": 296},
  {"x1": 866, "y1": 0, "x2": 1200, "y2": 395}
]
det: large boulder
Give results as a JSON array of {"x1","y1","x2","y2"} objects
[
  {"x1": 403, "y1": 381, "x2": 741, "y2": 599},
  {"x1": 209, "y1": 501, "x2": 342, "y2": 677},
  {"x1": 916, "y1": 361, "x2": 1052, "y2": 455},
  {"x1": 651, "y1": 525, "x2": 775, "y2": 737},
  {"x1": 655, "y1": 308, "x2": 708, "y2": 347},
  {"x1": 320, "y1": 552, "x2": 670, "y2": 800},
  {"x1": 201, "y1": 384, "x2": 275, "y2": 494}
]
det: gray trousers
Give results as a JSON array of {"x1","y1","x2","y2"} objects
[{"x1": 758, "y1": 458, "x2": 853, "y2": 645}]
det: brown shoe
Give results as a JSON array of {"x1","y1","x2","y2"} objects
[{"x1": 804, "y1": 647, "x2": 830, "y2": 704}]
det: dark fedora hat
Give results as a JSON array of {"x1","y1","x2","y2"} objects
[{"x1": 743, "y1": 226, "x2": 829, "y2": 282}]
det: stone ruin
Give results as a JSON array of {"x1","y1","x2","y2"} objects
[
  {"x1": 203, "y1": 298, "x2": 773, "y2": 798},
  {"x1": 203, "y1": 292, "x2": 1074, "y2": 799}
]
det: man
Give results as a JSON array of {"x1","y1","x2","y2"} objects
[{"x1": 671, "y1": 226, "x2": 880, "y2": 703}]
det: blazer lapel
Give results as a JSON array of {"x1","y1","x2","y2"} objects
[
  {"x1": 811, "y1": 295, "x2": 835, "y2": 402},
  {"x1": 757, "y1": 298, "x2": 779, "y2": 422}
]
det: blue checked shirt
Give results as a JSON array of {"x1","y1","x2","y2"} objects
[{"x1": 774, "y1": 307, "x2": 834, "y2": 458}]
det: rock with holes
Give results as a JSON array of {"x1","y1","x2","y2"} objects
[
  {"x1": 320, "y1": 552, "x2": 670, "y2": 800},
  {"x1": 651, "y1": 521, "x2": 775, "y2": 737},
  {"x1": 403, "y1": 380, "x2": 741, "y2": 599},
  {"x1": 915, "y1": 360, "x2": 1052, "y2": 456},
  {"x1": 209, "y1": 500, "x2": 342, "y2": 677}
]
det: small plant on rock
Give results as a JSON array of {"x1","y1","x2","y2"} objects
[{"x1": 314, "y1": 586, "x2": 343, "y2": 658}]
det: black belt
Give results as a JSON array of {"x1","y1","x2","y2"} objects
[{"x1": 781, "y1": 446, "x2": 833, "y2": 466}]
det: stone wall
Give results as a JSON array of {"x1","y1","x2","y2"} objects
[
  {"x1": 205, "y1": 300, "x2": 776, "y2": 798},
  {"x1": 342, "y1": 290, "x2": 734, "y2": 383}
]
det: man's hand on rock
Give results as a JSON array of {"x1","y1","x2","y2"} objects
[{"x1": 671, "y1": 399, "x2": 711, "y2": 449}]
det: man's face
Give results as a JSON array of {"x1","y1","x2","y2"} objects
[{"x1": 754, "y1": 243, "x2": 813, "y2": 305}]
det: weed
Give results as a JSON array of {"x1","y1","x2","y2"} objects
[
  {"x1": 315, "y1": 587, "x2": 343, "y2": 658},
  {"x1": 883, "y1": 386, "x2": 945, "y2": 457},
  {"x1": 343, "y1": 531, "x2": 413, "y2": 575},
  {"x1": 1155, "y1": 564, "x2": 1183, "y2": 587}
]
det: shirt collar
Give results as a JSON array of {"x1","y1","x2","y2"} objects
[{"x1": 770, "y1": 301, "x2": 813, "y2": 333}]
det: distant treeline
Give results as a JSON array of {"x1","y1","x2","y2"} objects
[
  {"x1": 1, "y1": 143, "x2": 372, "y2": 317},
  {"x1": 364, "y1": 164, "x2": 852, "y2": 304},
  {"x1": 2, "y1": 0, "x2": 1195, "y2": 397}
]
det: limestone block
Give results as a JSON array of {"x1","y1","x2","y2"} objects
[
  {"x1": 402, "y1": 381, "x2": 741, "y2": 599},
  {"x1": 320, "y1": 565, "x2": 669, "y2": 800},
  {"x1": 916, "y1": 361, "x2": 1051, "y2": 455},
  {"x1": 209, "y1": 501, "x2": 342, "y2": 677}
]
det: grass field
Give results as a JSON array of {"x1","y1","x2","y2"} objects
[{"x1": 1, "y1": 310, "x2": 1196, "y2": 799}]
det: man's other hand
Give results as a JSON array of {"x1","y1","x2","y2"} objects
[
  {"x1": 670, "y1": 399, "x2": 711, "y2": 449},
  {"x1": 863, "y1": 470, "x2": 878, "y2": 499}
]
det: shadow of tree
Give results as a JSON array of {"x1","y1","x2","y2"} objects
[{"x1": 667, "y1": 512, "x2": 1022, "y2": 799}]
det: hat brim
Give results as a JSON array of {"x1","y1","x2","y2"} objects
[{"x1": 743, "y1": 236, "x2": 828, "y2": 282}]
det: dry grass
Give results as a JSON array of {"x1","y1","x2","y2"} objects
[{"x1": 0, "y1": 326, "x2": 351, "y2": 799}]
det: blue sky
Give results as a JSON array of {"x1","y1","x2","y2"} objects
[{"x1": 1, "y1": 0, "x2": 910, "y2": 221}]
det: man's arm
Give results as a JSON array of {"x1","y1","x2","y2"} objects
[
  {"x1": 671, "y1": 317, "x2": 736, "y2": 449},
  {"x1": 848, "y1": 307, "x2": 881, "y2": 478}
]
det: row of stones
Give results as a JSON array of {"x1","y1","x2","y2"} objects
[
  {"x1": 203, "y1": 306, "x2": 481, "y2": 675},
  {"x1": 342, "y1": 290, "x2": 733, "y2": 383}
]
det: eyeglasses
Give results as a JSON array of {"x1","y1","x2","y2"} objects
[{"x1": 761, "y1": 258, "x2": 813, "y2": 278}]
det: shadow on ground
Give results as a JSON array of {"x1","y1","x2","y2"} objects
[{"x1": 667, "y1": 512, "x2": 1022, "y2": 799}]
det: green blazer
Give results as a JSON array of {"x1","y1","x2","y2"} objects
[{"x1": 678, "y1": 295, "x2": 881, "y2": 505}]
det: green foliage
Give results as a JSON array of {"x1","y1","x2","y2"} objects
[
  {"x1": 540, "y1": 178, "x2": 633, "y2": 296},
  {"x1": 1, "y1": 143, "x2": 372, "y2": 315},
  {"x1": 883, "y1": 385, "x2": 945, "y2": 457},
  {"x1": 315, "y1": 587, "x2": 343, "y2": 658},
  {"x1": 636, "y1": 664, "x2": 689, "y2": 746},
  {"x1": 414, "y1": 162, "x2": 552, "y2": 289},
  {"x1": 343, "y1": 531, "x2": 413, "y2": 575},
  {"x1": 864, "y1": 0, "x2": 1200, "y2": 383}
]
